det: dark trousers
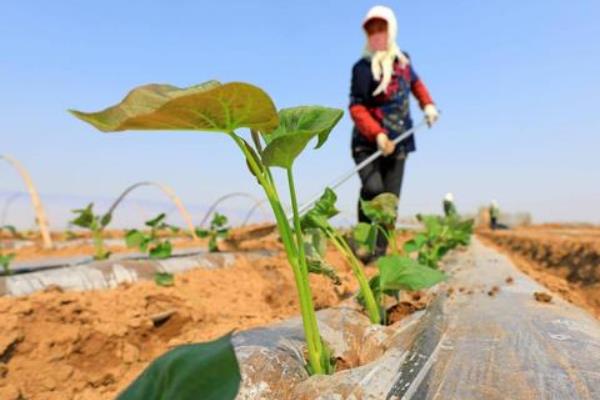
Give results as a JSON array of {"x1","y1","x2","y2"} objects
[{"x1": 353, "y1": 146, "x2": 407, "y2": 254}]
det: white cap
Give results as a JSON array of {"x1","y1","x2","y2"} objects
[
  {"x1": 363, "y1": 5, "x2": 398, "y2": 49},
  {"x1": 444, "y1": 192, "x2": 454, "y2": 202}
]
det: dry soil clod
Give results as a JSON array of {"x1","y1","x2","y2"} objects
[{"x1": 534, "y1": 292, "x2": 553, "y2": 303}]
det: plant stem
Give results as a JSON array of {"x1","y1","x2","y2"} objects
[
  {"x1": 327, "y1": 230, "x2": 381, "y2": 324},
  {"x1": 286, "y1": 167, "x2": 324, "y2": 373},
  {"x1": 228, "y1": 132, "x2": 324, "y2": 374},
  {"x1": 92, "y1": 228, "x2": 105, "y2": 260}
]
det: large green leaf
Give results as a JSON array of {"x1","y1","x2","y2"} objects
[
  {"x1": 360, "y1": 193, "x2": 398, "y2": 225},
  {"x1": 70, "y1": 81, "x2": 279, "y2": 134},
  {"x1": 118, "y1": 333, "x2": 240, "y2": 400},
  {"x1": 262, "y1": 106, "x2": 343, "y2": 168},
  {"x1": 377, "y1": 255, "x2": 445, "y2": 292}
]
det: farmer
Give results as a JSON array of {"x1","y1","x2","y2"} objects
[
  {"x1": 443, "y1": 193, "x2": 457, "y2": 217},
  {"x1": 350, "y1": 5, "x2": 439, "y2": 259},
  {"x1": 489, "y1": 200, "x2": 500, "y2": 230}
]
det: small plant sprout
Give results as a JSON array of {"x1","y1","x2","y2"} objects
[
  {"x1": 125, "y1": 213, "x2": 179, "y2": 260},
  {"x1": 195, "y1": 212, "x2": 230, "y2": 252},
  {"x1": 0, "y1": 253, "x2": 15, "y2": 275},
  {"x1": 353, "y1": 193, "x2": 401, "y2": 256},
  {"x1": 350, "y1": 193, "x2": 446, "y2": 324},
  {"x1": 71, "y1": 80, "x2": 343, "y2": 375},
  {"x1": 300, "y1": 188, "x2": 381, "y2": 324},
  {"x1": 0, "y1": 225, "x2": 17, "y2": 274},
  {"x1": 403, "y1": 200, "x2": 474, "y2": 269},
  {"x1": 126, "y1": 213, "x2": 179, "y2": 287},
  {"x1": 70, "y1": 203, "x2": 112, "y2": 260}
]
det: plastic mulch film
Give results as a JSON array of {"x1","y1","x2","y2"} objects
[{"x1": 234, "y1": 238, "x2": 600, "y2": 399}]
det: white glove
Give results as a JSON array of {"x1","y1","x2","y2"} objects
[
  {"x1": 424, "y1": 104, "x2": 439, "y2": 127},
  {"x1": 376, "y1": 133, "x2": 395, "y2": 156}
]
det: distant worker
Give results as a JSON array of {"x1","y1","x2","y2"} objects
[
  {"x1": 443, "y1": 192, "x2": 457, "y2": 217},
  {"x1": 350, "y1": 5, "x2": 439, "y2": 258},
  {"x1": 489, "y1": 200, "x2": 500, "y2": 230}
]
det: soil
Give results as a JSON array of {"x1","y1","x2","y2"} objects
[
  {"x1": 479, "y1": 225, "x2": 600, "y2": 319},
  {"x1": 0, "y1": 229, "x2": 415, "y2": 400}
]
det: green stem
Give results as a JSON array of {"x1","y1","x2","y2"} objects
[
  {"x1": 228, "y1": 132, "x2": 324, "y2": 374},
  {"x1": 286, "y1": 167, "x2": 324, "y2": 373},
  {"x1": 92, "y1": 229, "x2": 106, "y2": 260},
  {"x1": 327, "y1": 230, "x2": 381, "y2": 324},
  {"x1": 375, "y1": 224, "x2": 400, "y2": 255}
]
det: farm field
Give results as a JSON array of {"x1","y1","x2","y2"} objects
[{"x1": 0, "y1": 228, "x2": 421, "y2": 400}]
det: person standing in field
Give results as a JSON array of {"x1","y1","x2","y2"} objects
[
  {"x1": 489, "y1": 200, "x2": 500, "y2": 230},
  {"x1": 443, "y1": 193, "x2": 457, "y2": 217},
  {"x1": 350, "y1": 5, "x2": 439, "y2": 259}
]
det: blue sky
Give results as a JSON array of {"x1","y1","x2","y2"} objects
[{"x1": 1, "y1": 1, "x2": 599, "y2": 227}]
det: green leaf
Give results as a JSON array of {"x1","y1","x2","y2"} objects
[
  {"x1": 403, "y1": 233, "x2": 427, "y2": 253},
  {"x1": 154, "y1": 272, "x2": 175, "y2": 287},
  {"x1": 377, "y1": 255, "x2": 445, "y2": 292},
  {"x1": 117, "y1": 333, "x2": 241, "y2": 400},
  {"x1": 0, "y1": 254, "x2": 15, "y2": 274},
  {"x1": 360, "y1": 193, "x2": 398, "y2": 225},
  {"x1": 149, "y1": 241, "x2": 173, "y2": 259},
  {"x1": 212, "y1": 213, "x2": 228, "y2": 229},
  {"x1": 262, "y1": 106, "x2": 343, "y2": 168},
  {"x1": 71, "y1": 203, "x2": 96, "y2": 229},
  {"x1": 195, "y1": 228, "x2": 209, "y2": 238},
  {"x1": 352, "y1": 222, "x2": 377, "y2": 253},
  {"x1": 303, "y1": 229, "x2": 340, "y2": 285},
  {"x1": 100, "y1": 213, "x2": 112, "y2": 228},
  {"x1": 70, "y1": 81, "x2": 279, "y2": 134},
  {"x1": 125, "y1": 230, "x2": 145, "y2": 248},
  {"x1": 145, "y1": 213, "x2": 166, "y2": 229},
  {"x1": 300, "y1": 188, "x2": 339, "y2": 231}
]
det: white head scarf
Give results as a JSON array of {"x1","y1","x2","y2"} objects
[{"x1": 362, "y1": 6, "x2": 409, "y2": 96}]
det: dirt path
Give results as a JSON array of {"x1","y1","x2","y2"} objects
[{"x1": 478, "y1": 226, "x2": 600, "y2": 319}]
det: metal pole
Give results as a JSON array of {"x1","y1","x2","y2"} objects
[{"x1": 293, "y1": 119, "x2": 428, "y2": 218}]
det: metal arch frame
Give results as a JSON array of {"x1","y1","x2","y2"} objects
[
  {"x1": 199, "y1": 192, "x2": 270, "y2": 228},
  {"x1": 106, "y1": 181, "x2": 198, "y2": 239},
  {"x1": 0, "y1": 155, "x2": 53, "y2": 248}
]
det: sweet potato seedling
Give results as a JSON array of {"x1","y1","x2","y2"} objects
[
  {"x1": 350, "y1": 194, "x2": 446, "y2": 324},
  {"x1": 196, "y1": 212, "x2": 230, "y2": 252},
  {"x1": 125, "y1": 213, "x2": 179, "y2": 260},
  {"x1": 301, "y1": 188, "x2": 381, "y2": 324},
  {"x1": 0, "y1": 225, "x2": 17, "y2": 274},
  {"x1": 70, "y1": 203, "x2": 112, "y2": 260},
  {"x1": 126, "y1": 213, "x2": 179, "y2": 287},
  {"x1": 353, "y1": 193, "x2": 402, "y2": 256},
  {"x1": 404, "y1": 212, "x2": 474, "y2": 269},
  {"x1": 71, "y1": 80, "x2": 343, "y2": 378},
  {"x1": 0, "y1": 254, "x2": 15, "y2": 275}
]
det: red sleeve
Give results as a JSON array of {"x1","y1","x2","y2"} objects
[
  {"x1": 411, "y1": 79, "x2": 434, "y2": 109},
  {"x1": 350, "y1": 104, "x2": 384, "y2": 142}
]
